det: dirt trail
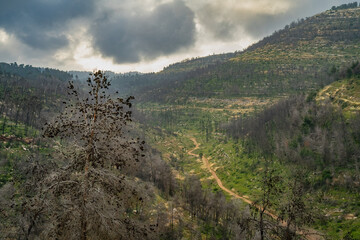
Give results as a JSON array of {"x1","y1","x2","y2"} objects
[
  {"x1": 187, "y1": 137, "x2": 254, "y2": 205},
  {"x1": 317, "y1": 85, "x2": 360, "y2": 107},
  {"x1": 187, "y1": 137, "x2": 322, "y2": 240},
  {"x1": 317, "y1": 85, "x2": 332, "y2": 98},
  {"x1": 338, "y1": 97, "x2": 360, "y2": 106}
]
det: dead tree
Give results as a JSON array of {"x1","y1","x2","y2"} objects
[{"x1": 20, "y1": 71, "x2": 152, "y2": 239}]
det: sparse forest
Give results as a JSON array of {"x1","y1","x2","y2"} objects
[
  {"x1": 225, "y1": 63, "x2": 360, "y2": 182},
  {"x1": 1, "y1": 3, "x2": 360, "y2": 240}
]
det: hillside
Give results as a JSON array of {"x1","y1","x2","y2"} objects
[
  {"x1": 114, "y1": 6, "x2": 360, "y2": 102},
  {"x1": 161, "y1": 52, "x2": 236, "y2": 74},
  {"x1": 0, "y1": 63, "x2": 72, "y2": 132},
  {"x1": 0, "y1": 62, "x2": 71, "y2": 83},
  {"x1": 175, "y1": 7, "x2": 360, "y2": 99},
  {"x1": 317, "y1": 63, "x2": 360, "y2": 113},
  {"x1": 221, "y1": 64, "x2": 360, "y2": 238},
  {"x1": 98, "y1": 51, "x2": 237, "y2": 100}
]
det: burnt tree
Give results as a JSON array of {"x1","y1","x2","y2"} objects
[{"x1": 19, "y1": 71, "x2": 151, "y2": 239}]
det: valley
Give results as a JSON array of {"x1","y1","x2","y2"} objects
[{"x1": 1, "y1": 3, "x2": 360, "y2": 240}]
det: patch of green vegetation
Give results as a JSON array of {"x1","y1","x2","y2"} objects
[
  {"x1": 0, "y1": 117, "x2": 52, "y2": 188},
  {"x1": 316, "y1": 218, "x2": 360, "y2": 239},
  {"x1": 0, "y1": 117, "x2": 39, "y2": 138},
  {"x1": 138, "y1": 99, "x2": 269, "y2": 200}
]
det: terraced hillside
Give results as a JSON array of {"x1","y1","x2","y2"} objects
[
  {"x1": 317, "y1": 74, "x2": 360, "y2": 113},
  {"x1": 115, "y1": 7, "x2": 360, "y2": 102},
  {"x1": 173, "y1": 8, "x2": 360, "y2": 98}
]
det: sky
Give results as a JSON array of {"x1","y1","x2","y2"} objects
[{"x1": 0, "y1": 0, "x2": 356, "y2": 73}]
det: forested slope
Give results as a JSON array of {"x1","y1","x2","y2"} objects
[
  {"x1": 0, "y1": 63, "x2": 72, "y2": 133},
  {"x1": 110, "y1": 6, "x2": 360, "y2": 102}
]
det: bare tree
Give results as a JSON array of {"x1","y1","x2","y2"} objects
[
  {"x1": 252, "y1": 163, "x2": 282, "y2": 240},
  {"x1": 277, "y1": 170, "x2": 316, "y2": 239},
  {"x1": 19, "y1": 71, "x2": 153, "y2": 239}
]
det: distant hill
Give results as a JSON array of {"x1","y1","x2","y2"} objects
[
  {"x1": 114, "y1": 6, "x2": 360, "y2": 102},
  {"x1": 161, "y1": 52, "x2": 236, "y2": 74},
  {"x1": 0, "y1": 63, "x2": 72, "y2": 129},
  {"x1": 106, "y1": 53, "x2": 236, "y2": 99},
  {"x1": 68, "y1": 70, "x2": 141, "y2": 82},
  {"x1": 0, "y1": 62, "x2": 71, "y2": 83}
]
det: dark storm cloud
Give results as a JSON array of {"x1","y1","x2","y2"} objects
[
  {"x1": 92, "y1": 0, "x2": 196, "y2": 63},
  {"x1": 0, "y1": 0, "x2": 95, "y2": 50}
]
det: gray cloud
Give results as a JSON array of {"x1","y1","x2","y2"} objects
[
  {"x1": 192, "y1": 0, "x2": 357, "y2": 41},
  {"x1": 0, "y1": 0, "x2": 95, "y2": 50},
  {"x1": 241, "y1": 13, "x2": 291, "y2": 39},
  {"x1": 0, "y1": 0, "x2": 357, "y2": 71},
  {"x1": 91, "y1": 0, "x2": 196, "y2": 63}
]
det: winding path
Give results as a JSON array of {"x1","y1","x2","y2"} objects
[{"x1": 187, "y1": 137, "x2": 322, "y2": 240}]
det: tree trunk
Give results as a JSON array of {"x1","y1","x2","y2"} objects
[
  {"x1": 81, "y1": 154, "x2": 89, "y2": 240},
  {"x1": 260, "y1": 210, "x2": 264, "y2": 240},
  {"x1": 80, "y1": 191, "x2": 87, "y2": 240},
  {"x1": 2, "y1": 115, "x2": 7, "y2": 134}
]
